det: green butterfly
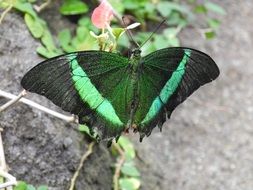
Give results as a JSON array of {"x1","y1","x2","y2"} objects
[{"x1": 21, "y1": 47, "x2": 219, "y2": 142}]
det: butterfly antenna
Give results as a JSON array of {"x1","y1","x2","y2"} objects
[
  {"x1": 139, "y1": 19, "x2": 166, "y2": 49},
  {"x1": 122, "y1": 16, "x2": 140, "y2": 48}
]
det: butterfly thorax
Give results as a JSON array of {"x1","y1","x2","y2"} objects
[{"x1": 127, "y1": 48, "x2": 142, "y2": 129}]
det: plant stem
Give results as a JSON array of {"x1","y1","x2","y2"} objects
[
  {"x1": 0, "y1": 89, "x2": 77, "y2": 123},
  {"x1": 69, "y1": 141, "x2": 95, "y2": 190},
  {"x1": 0, "y1": 128, "x2": 16, "y2": 190},
  {"x1": 112, "y1": 142, "x2": 125, "y2": 190},
  {"x1": 0, "y1": 90, "x2": 26, "y2": 113},
  {"x1": 0, "y1": 4, "x2": 13, "y2": 24},
  {"x1": 34, "y1": 0, "x2": 51, "y2": 12}
]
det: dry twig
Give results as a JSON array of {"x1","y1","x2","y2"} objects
[
  {"x1": 0, "y1": 128, "x2": 17, "y2": 190},
  {"x1": 34, "y1": 0, "x2": 51, "y2": 12},
  {"x1": 0, "y1": 90, "x2": 26, "y2": 113},
  {"x1": 0, "y1": 4, "x2": 13, "y2": 24},
  {"x1": 0, "y1": 89, "x2": 77, "y2": 123},
  {"x1": 69, "y1": 141, "x2": 95, "y2": 190},
  {"x1": 112, "y1": 142, "x2": 125, "y2": 190}
]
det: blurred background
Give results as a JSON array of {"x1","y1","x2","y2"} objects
[{"x1": 0, "y1": 0, "x2": 252, "y2": 190}]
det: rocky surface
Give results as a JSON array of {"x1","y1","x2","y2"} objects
[
  {"x1": 132, "y1": 1, "x2": 253, "y2": 190},
  {"x1": 0, "y1": 13, "x2": 112, "y2": 190},
  {"x1": 0, "y1": 1, "x2": 252, "y2": 190}
]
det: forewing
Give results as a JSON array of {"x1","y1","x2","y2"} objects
[
  {"x1": 136, "y1": 47, "x2": 219, "y2": 139},
  {"x1": 21, "y1": 51, "x2": 129, "y2": 140}
]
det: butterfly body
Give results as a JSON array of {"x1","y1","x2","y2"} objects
[{"x1": 21, "y1": 47, "x2": 219, "y2": 141}]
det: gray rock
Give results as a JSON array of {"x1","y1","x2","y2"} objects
[
  {"x1": 0, "y1": 13, "x2": 113, "y2": 190},
  {"x1": 131, "y1": 1, "x2": 253, "y2": 190}
]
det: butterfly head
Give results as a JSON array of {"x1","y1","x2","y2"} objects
[{"x1": 131, "y1": 48, "x2": 141, "y2": 58}]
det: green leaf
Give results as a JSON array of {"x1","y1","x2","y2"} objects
[
  {"x1": 121, "y1": 162, "x2": 140, "y2": 177},
  {"x1": 168, "y1": 37, "x2": 180, "y2": 47},
  {"x1": 14, "y1": 181, "x2": 27, "y2": 190},
  {"x1": 157, "y1": 2, "x2": 192, "y2": 18},
  {"x1": 79, "y1": 125, "x2": 97, "y2": 139},
  {"x1": 58, "y1": 29, "x2": 76, "y2": 52},
  {"x1": 79, "y1": 125, "x2": 90, "y2": 133},
  {"x1": 156, "y1": 2, "x2": 172, "y2": 17},
  {"x1": 188, "y1": 0, "x2": 196, "y2": 3},
  {"x1": 108, "y1": 0, "x2": 125, "y2": 13},
  {"x1": 27, "y1": 184, "x2": 36, "y2": 190},
  {"x1": 58, "y1": 29, "x2": 71, "y2": 47},
  {"x1": 144, "y1": 3, "x2": 155, "y2": 14},
  {"x1": 167, "y1": 12, "x2": 188, "y2": 26},
  {"x1": 78, "y1": 17, "x2": 90, "y2": 27},
  {"x1": 163, "y1": 28, "x2": 178, "y2": 39},
  {"x1": 36, "y1": 46, "x2": 58, "y2": 58},
  {"x1": 194, "y1": 5, "x2": 207, "y2": 14},
  {"x1": 14, "y1": 1, "x2": 37, "y2": 18},
  {"x1": 205, "y1": 2, "x2": 226, "y2": 15},
  {"x1": 24, "y1": 13, "x2": 44, "y2": 38},
  {"x1": 112, "y1": 28, "x2": 125, "y2": 41},
  {"x1": 153, "y1": 35, "x2": 167, "y2": 50},
  {"x1": 41, "y1": 30, "x2": 57, "y2": 52},
  {"x1": 28, "y1": 0, "x2": 37, "y2": 3},
  {"x1": 207, "y1": 18, "x2": 221, "y2": 29},
  {"x1": 119, "y1": 178, "x2": 141, "y2": 190},
  {"x1": 76, "y1": 26, "x2": 87, "y2": 42},
  {"x1": 117, "y1": 33, "x2": 130, "y2": 48},
  {"x1": 205, "y1": 31, "x2": 216, "y2": 39},
  {"x1": 118, "y1": 136, "x2": 135, "y2": 160},
  {"x1": 60, "y1": 0, "x2": 88, "y2": 15},
  {"x1": 38, "y1": 185, "x2": 48, "y2": 190}
]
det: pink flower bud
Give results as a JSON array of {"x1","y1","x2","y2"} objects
[{"x1": 91, "y1": 0, "x2": 114, "y2": 29}]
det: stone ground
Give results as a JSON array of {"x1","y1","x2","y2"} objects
[
  {"x1": 0, "y1": 0, "x2": 252, "y2": 190},
  {"x1": 132, "y1": 1, "x2": 253, "y2": 190}
]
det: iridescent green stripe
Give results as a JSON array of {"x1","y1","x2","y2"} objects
[
  {"x1": 141, "y1": 49, "x2": 191, "y2": 125},
  {"x1": 67, "y1": 54, "x2": 123, "y2": 126}
]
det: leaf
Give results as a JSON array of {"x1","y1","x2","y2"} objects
[
  {"x1": 14, "y1": 1, "x2": 37, "y2": 18},
  {"x1": 205, "y1": 2, "x2": 226, "y2": 15},
  {"x1": 157, "y1": 2, "x2": 192, "y2": 18},
  {"x1": 79, "y1": 125, "x2": 97, "y2": 139},
  {"x1": 119, "y1": 178, "x2": 141, "y2": 190},
  {"x1": 168, "y1": 37, "x2": 180, "y2": 47},
  {"x1": 14, "y1": 181, "x2": 27, "y2": 190},
  {"x1": 194, "y1": 5, "x2": 207, "y2": 14},
  {"x1": 108, "y1": 0, "x2": 125, "y2": 13},
  {"x1": 117, "y1": 33, "x2": 130, "y2": 48},
  {"x1": 58, "y1": 29, "x2": 76, "y2": 52},
  {"x1": 78, "y1": 17, "x2": 90, "y2": 26},
  {"x1": 205, "y1": 31, "x2": 216, "y2": 39},
  {"x1": 207, "y1": 18, "x2": 221, "y2": 29},
  {"x1": 76, "y1": 26, "x2": 87, "y2": 41},
  {"x1": 27, "y1": 184, "x2": 36, "y2": 190},
  {"x1": 38, "y1": 185, "x2": 48, "y2": 190},
  {"x1": 144, "y1": 2, "x2": 156, "y2": 14},
  {"x1": 118, "y1": 136, "x2": 135, "y2": 160},
  {"x1": 153, "y1": 35, "x2": 167, "y2": 50},
  {"x1": 24, "y1": 13, "x2": 44, "y2": 38},
  {"x1": 36, "y1": 46, "x2": 58, "y2": 58},
  {"x1": 60, "y1": 0, "x2": 88, "y2": 15},
  {"x1": 58, "y1": 29, "x2": 71, "y2": 47},
  {"x1": 121, "y1": 162, "x2": 140, "y2": 177},
  {"x1": 156, "y1": 2, "x2": 172, "y2": 17},
  {"x1": 168, "y1": 12, "x2": 188, "y2": 26},
  {"x1": 163, "y1": 28, "x2": 178, "y2": 39},
  {"x1": 112, "y1": 28, "x2": 125, "y2": 41},
  {"x1": 41, "y1": 30, "x2": 57, "y2": 52}
]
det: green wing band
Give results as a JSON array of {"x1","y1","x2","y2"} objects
[
  {"x1": 68, "y1": 54, "x2": 124, "y2": 126},
  {"x1": 141, "y1": 50, "x2": 191, "y2": 125}
]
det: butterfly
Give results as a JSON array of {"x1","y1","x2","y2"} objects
[{"x1": 21, "y1": 47, "x2": 219, "y2": 142}]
